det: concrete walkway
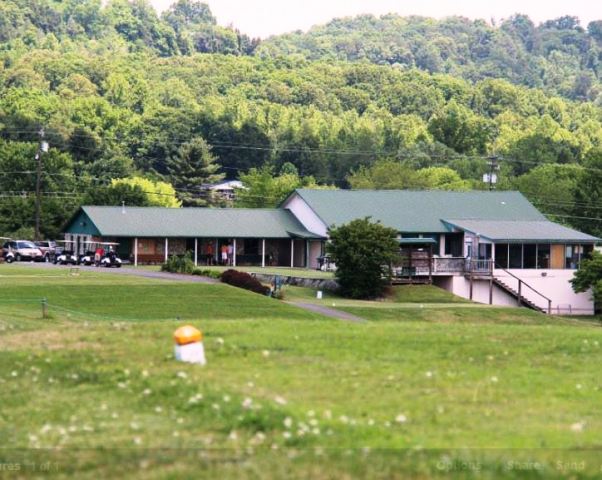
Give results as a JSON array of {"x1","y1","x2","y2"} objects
[{"x1": 287, "y1": 301, "x2": 365, "y2": 323}]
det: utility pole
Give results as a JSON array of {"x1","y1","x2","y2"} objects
[
  {"x1": 34, "y1": 128, "x2": 49, "y2": 241},
  {"x1": 484, "y1": 155, "x2": 500, "y2": 191}
]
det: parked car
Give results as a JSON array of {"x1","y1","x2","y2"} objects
[
  {"x1": 2, "y1": 240, "x2": 44, "y2": 262},
  {"x1": 34, "y1": 240, "x2": 57, "y2": 262}
]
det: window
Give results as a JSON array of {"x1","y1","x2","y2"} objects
[
  {"x1": 537, "y1": 244, "x2": 550, "y2": 269},
  {"x1": 509, "y1": 244, "x2": 522, "y2": 269},
  {"x1": 478, "y1": 243, "x2": 492, "y2": 259},
  {"x1": 444, "y1": 233, "x2": 463, "y2": 256},
  {"x1": 495, "y1": 244, "x2": 508, "y2": 269},
  {"x1": 565, "y1": 245, "x2": 580, "y2": 269},
  {"x1": 523, "y1": 244, "x2": 537, "y2": 269}
]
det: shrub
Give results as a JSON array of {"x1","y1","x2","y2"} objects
[
  {"x1": 327, "y1": 217, "x2": 400, "y2": 299},
  {"x1": 161, "y1": 253, "x2": 195, "y2": 274},
  {"x1": 220, "y1": 269, "x2": 270, "y2": 296},
  {"x1": 192, "y1": 269, "x2": 222, "y2": 279}
]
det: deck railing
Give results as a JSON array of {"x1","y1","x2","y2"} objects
[{"x1": 432, "y1": 257, "x2": 466, "y2": 273}]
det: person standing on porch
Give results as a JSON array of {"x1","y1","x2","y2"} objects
[
  {"x1": 221, "y1": 244, "x2": 228, "y2": 265},
  {"x1": 206, "y1": 242, "x2": 214, "y2": 265},
  {"x1": 227, "y1": 242, "x2": 234, "y2": 266}
]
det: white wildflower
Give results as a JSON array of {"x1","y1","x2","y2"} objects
[
  {"x1": 425, "y1": 371, "x2": 433, "y2": 378},
  {"x1": 242, "y1": 397, "x2": 253, "y2": 409},
  {"x1": 216, "y1": 338, "x2": 224, "y2": 345},
  {"x1": 274, "y1": 395, "x2": 287, "y2": 405},
  {"x1": 570, "y1": 422, "x2": 586, "y2": 433},
  {"x1": 130, "y1": 422, "x2": 139, "y2": 430},
  {"x1": 223, "y1": 395, "x2": 231, "y2": 403},
  {"x1": 282, "y1": 431, "x2": 292, "y2": 439},
  {"x1": 155, "y1": 406, "x2": 163, "y2": 413},
  {"x1": 262, "y1": 350, "x2": 270, "y2": 358},
  {"x1": 490, "y1": 376, "x2": 499, "y2": 383},
  {"x1": 228, "y1": 431, "x2": 238, "y2": 441},
  {"x1": 176, "y1": 371, "x2": 188, "y2": 379},
  {"x1": 395, "y1": 414, "x2": 407, "y2": 424},
  {"x1": 307, "y1": 410, "x2": 315, "y2": 417},
  {"x1": 133, "y1": 437, "x2": 142, "y2": 445},
  {"x1": 143, "y1": 389, "x2": 152, "y2": 396},
  {"x1": 11, "y1": 371, "x2": 17, "y2": 377},
  {"x1": 283, "y1": 417, "x2": 293, "y2": 429}
]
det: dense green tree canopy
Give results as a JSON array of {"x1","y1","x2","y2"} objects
[{"x1": 0, "y1": 1, "x2": 600, "y2": 238}]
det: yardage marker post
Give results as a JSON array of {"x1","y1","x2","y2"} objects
[{"x1": 41, "y1": 298, "x2": 48, "y2": 319}]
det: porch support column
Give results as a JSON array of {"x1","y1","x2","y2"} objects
[
  {"x1": 215, "y1": 239, "x2": 219, "y2": 264},
  {"x1": 428, "y1": 244, "x2": 433, "y2": 283},
  {"x1": 134, "y1": 237, "x2": 138, "y2": 267},
  {"x1": 233, "y1": 239, "x2": 237, "y2": 267},
  {"x1": 261, "y1": 239, "x2": 266, "y2": 268},
  {"x1": 305, "y1": 240, "x2": 310, "y2": 268},
  {"x1": 164, "y1": 238, "x2": 169, "y2": 262},
  {"x1": 194, "y1": 238, "x2": 198, "y2": 266},
  {"x1": 290, "y1": 239, "x2": 294, "y2": 268}
]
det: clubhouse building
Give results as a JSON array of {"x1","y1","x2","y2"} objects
[{"x1": 64, "y1": 189, "x2": 599, "y2": 314}]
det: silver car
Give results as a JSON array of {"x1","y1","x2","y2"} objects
[{"x1": 2, "y1": 240, "x2": 44, "y2": 262}]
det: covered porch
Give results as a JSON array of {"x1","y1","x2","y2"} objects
[{"x1": 126, "y1": 236, "x2": 324, "y2": 269}]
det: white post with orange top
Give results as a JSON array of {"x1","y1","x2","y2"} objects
[{"x1": 174, "y1": 325, "x2": 206, "y2": 365}]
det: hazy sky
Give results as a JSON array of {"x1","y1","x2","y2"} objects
[{"x1": 149, "y1": 0, "x2": 601, "y2": 38}]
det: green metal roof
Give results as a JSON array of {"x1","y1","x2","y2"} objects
[
  {"x1": 65, "y1": 207, "x2": 324, "y2": 239},
  {"x1": 290, "y1": 189, "x2": 548, "y2": 233},
  {"x1": 442, "y1": 219, "x2": 599, "y2": 243}
]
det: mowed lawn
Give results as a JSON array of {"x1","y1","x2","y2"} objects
[{"x1": 1, "y1": 265, "x2": 601, "y2": 479}]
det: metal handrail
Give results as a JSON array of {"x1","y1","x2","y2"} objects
[{"x1": 493, "y1": 263, "x2": 552, "y2": 314}]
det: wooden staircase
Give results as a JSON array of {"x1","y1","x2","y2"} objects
[
  {"x1": 464, "y1": 260, "x2": 552, "y2": 314},
  {"x1": 492, "y1": 277, "x2": 547, "y2": 314}
]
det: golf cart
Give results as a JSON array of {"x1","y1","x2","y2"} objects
[
  {"x1": 78, "y1": 241, "x2": 121, "y2": 267},
  {"x1": 54, "y1": 240, "x2": 78, "y2": 265},
  {"x1": 99, "y1": 243, "x2": 122, "y2": 268},
  {"x1": 77, "y1": 241, "x2": 99, "y2": 266}
]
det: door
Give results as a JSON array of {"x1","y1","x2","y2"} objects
[{"x1": 550, "y1": 244, "x2": 564, "y2": 269}]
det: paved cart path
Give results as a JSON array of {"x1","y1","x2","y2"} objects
[{"x1": 287, "y1": 301, "x2": 365, "y2": 323}]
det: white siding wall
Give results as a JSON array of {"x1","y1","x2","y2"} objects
[
  {"x1": 435, "y1": 271, "x2": 595, "y2": 315},
  {"x1": 492, "y1": 269, "x2": 594, "y2": 315},
  {"x1": 282, "y1": 194, "x2": 328, "y2": 237}
]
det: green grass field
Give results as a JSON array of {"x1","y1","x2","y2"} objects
[{"x1": 1, "y1": 265, "x2": 601, "y2": 479}]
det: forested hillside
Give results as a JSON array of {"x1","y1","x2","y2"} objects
[
  {"x1": 0, "y1": 0, "x2": 601, "y2": 239},
  {"x1": 259, "y1": 14, "x2": 602, "y2": 102}
]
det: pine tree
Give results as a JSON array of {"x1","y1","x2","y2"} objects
[{"x1": 167, "y1": 137, "x2": 225, "y2": 207}]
